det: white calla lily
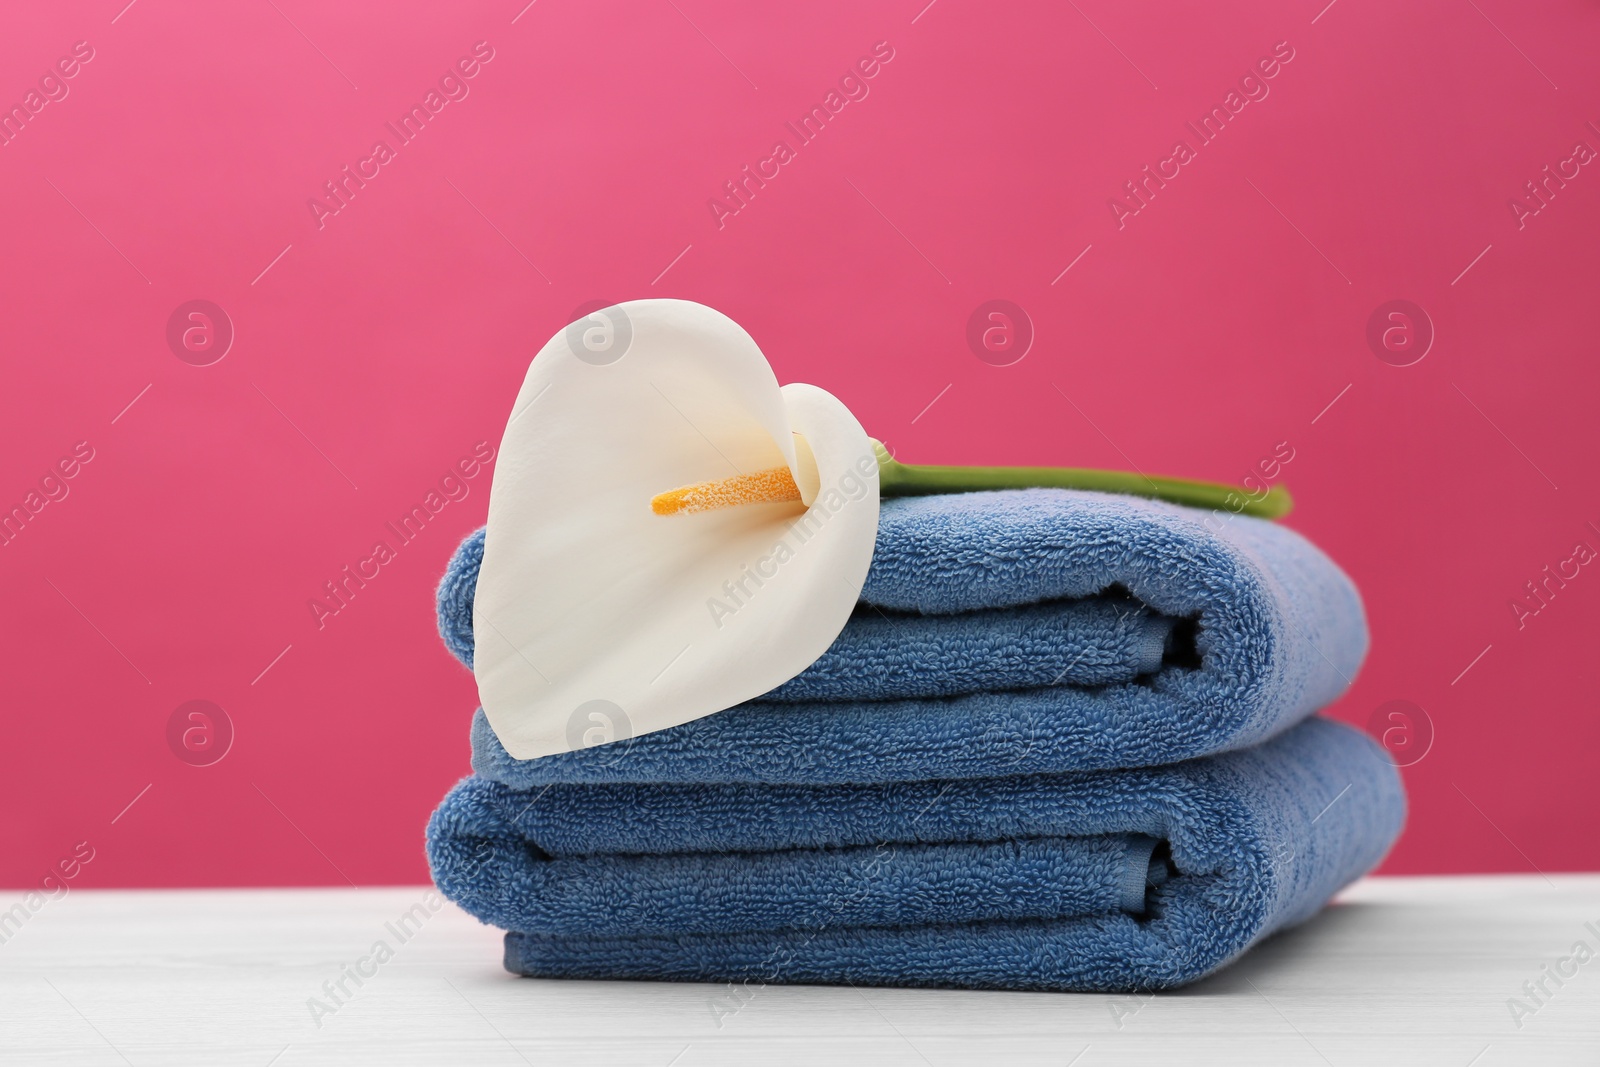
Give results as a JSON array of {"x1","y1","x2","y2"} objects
[{"x1": 474, "y1": 299, "x2": 880, "y2": 760}]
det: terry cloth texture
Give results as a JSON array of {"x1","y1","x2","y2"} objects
[
  {"x1": 436, "y1": 488, "x2": 1368, "y2": 785},
  {"x1": 427, "y1": 717, "x2": 1403, "y2": 992}
]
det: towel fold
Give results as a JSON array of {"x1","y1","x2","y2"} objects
[
  {"x1": 430, "y1": 793, "x2": 1165, "y2": 935},
  {"x1": 439, "y1": 489, "x2": 1368, "y2": 784},
  {"x1": 441, "y1": 529, "x2": 1176, "y2": 698},
  {"x1": 430, "y1": 717, "x2": 1402, "y2": 991}
]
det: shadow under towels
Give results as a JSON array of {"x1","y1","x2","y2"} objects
[{"x1": 436, "y1": 489, "x2": 1370, "y2": 784}]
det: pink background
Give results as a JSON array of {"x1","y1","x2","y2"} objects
[{"x1": 3, "y1": 0, "x2": 1597, "y2": 888}]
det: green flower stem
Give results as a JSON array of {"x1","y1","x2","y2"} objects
[{"x1": 871, "y1": 440, "x2": 1293, "y2": 520}]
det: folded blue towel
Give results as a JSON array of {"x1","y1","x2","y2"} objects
[
  {"x1": 438, "y1": 489, "x2": 1367, "y2": 783},
  {"x1": 428, "y1": 716, "x2": 1401, "y2": 991}
]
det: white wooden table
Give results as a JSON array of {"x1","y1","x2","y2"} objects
[{"x1": 2, "y1": 875, "x2": 1595, "y2": 1065}]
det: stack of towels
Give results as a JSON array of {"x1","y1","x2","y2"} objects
[{"x1": 427, "y1": 489, "x2": 1404, "y2": 992}]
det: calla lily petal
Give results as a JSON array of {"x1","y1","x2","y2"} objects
[{"x1": 474, "y1": 299, "x2": 880, "y2": 760}]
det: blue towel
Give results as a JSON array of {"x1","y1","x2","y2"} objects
[
  {"x1": 437, "y1": 489, "x2": 1367, "y2": 783},
  {"x1": 428, "y1": 717, "x2": 1402, "y2": 991}
]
